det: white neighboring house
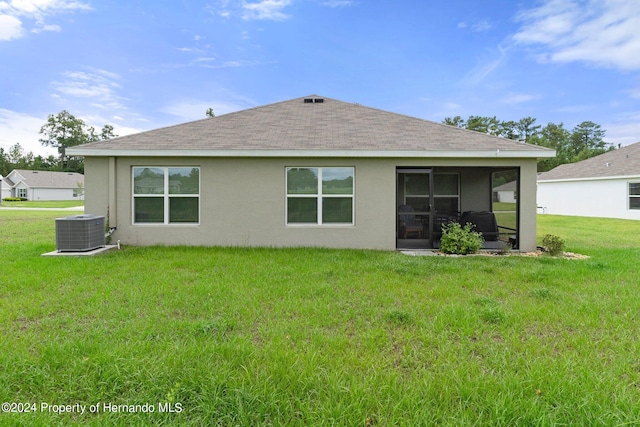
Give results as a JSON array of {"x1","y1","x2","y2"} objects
[
  {"x1": 493, "y1": 180, "x2": 517, "y2": 203},
  {"x1": 537, "y1": 142, "x2": 640, "y2": 220},
  {"x1": 4, "y1": 169, "x2": 84, "y2": 201},
  {"x1": 1, "y1": 175, "x2": 11, "y2": 199}
]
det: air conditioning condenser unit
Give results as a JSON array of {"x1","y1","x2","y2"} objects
[{"x1": 55, "y1": 214, "x2": 106, "y2": 252}]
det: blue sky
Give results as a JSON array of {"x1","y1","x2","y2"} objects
[{"x1": 2, "y1": 0, "x2": 640, "y2": 157}]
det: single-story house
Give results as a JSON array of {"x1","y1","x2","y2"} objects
[
  {"x1": 67, "y1": 95, "x2": 554, "y2": 252},
  {"x1": 1, "y1": 175, "x2": 11, "y2": 200},
  {"x1": 4, "y1": 169, "x2": 84, "y2": 201},
  {"x1": 493, "y1": 180, "x2": 517, "y2": 203},
  {"x1": 537, "y1": 141, "x2": 640, "y2": 220}
]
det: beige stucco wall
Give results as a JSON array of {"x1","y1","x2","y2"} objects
[{"x1": 83, "y1": 156, "x2": 539, "y2": 251}]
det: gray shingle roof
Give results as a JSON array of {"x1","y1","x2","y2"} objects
[
  {"x1": 493, "y1": 180, "x2": 517, "y2": 191},
  {"x1": 12, "y1": 170, "x2": 84, "y2": 188},
  {"x1": 537, "y1": 141, "x2": 640, "y2": 181},
  {"x1": 69, "y1": 95, "x2": 554, "y2": 157}
]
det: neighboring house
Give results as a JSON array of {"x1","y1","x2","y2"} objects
[
  {"x1": 1, "y1": 175, "x2": 11, "y2": 200},
  {"x1": 67, "y1": 95, "x2": 554, "y2": 252},
  {"x1": 493, "y1": 180, "x2": 517, "y2": 203},
  {"x1": 4, "y1": 169, "x2": 84, "y2": 201},
  {"x1": 537, "y1": 141, "x2": 640, "y2": 220}
]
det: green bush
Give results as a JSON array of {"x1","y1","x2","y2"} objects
[
  {"x1": 439, "y1": 222, "x2": 484, "y2": 255},
  {"x1": 542, "y1": 234, "x2": 565, "y2": 256},
  {"x1": 2, "y1": 197, "x2": 27, "y2": 202}
]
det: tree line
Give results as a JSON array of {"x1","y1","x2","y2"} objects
[
  {"x1": 442, "y1": 115, "x2": 614, "y2": 171},
  {"x1": 0, "y1": 110, "x2": 116, "y2": 176}
]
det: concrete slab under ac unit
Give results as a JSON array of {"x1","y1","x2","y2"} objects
[{"x1": 41, "y1": 245, "x2": 119, "y2": 257}]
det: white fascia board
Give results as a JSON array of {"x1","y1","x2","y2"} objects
[
  {"x1": 538, "y1": 174, "x2": 640, "y2": 183},
  {"x1": 67, "y1": 148, "x2": 555, "y2": 159}
]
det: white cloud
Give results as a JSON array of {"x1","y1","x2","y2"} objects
[
  {"x1": 196, "y1": 59, "x2": 255, "y2": 68},
  {"x1": 32, "y1": 22, "x2": 60, "y2": 32},
  {"x1": 242, "y1": 0, "x2": 292, "y2": 21},
  {"x1": 500, "y1": 93, "x2": 538, "y2": 104},
  {"x1": 628, "y1": 86, "x2": 640, "y2": 99},
  {"x1": 0, "y1": 0, "x2": 91, "y2": 41},
  {"x1": 457, "y1": 19, "x2": 494, "y2": 32},
  {"x1": 322, "y1": 0, "x2": 355, "y2": 7},
  {"x1": 52, "y1": 69, "x2": 123, "y2": 104},
  {"x1": 4, "y1": 0, "x2": 92, "y2": 15},
  {"x1": 177, "y1": 47, "x2": 204, "y2": 54},
  {"x1": 462, "y1": 44, "x2": 508, "y2": 85},
  {"x1": 206, "y1": 0, "x2": 232, "y2": 18},
  {"x1": 0, "y1": 14, "x2": 23, "y2": 40},
  {"x1": 513, "y1": 0, "x2": 640, "y2": 70},
  {"x1": 0, "y1": 109, "x2": 57, "y2": 157},
  {"x1": 604, "y1": 113, "x2": 640, "y2": 146},
  {"x1": 471, "y1": 20, "x2": 494, "y2": 32}
]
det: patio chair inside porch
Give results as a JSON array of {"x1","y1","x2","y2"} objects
[
  {"x1": 460, "y1": 211, "x2": 515, "y2": 249},
  {"x1": 398, "y1": 205, "x2": 424, "y2": 238}
]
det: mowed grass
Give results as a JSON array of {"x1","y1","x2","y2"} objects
[
  {"x1": 1, "y1": 211, "x2": 640, "y2": 426},
  {"x1": 1, "y1": 200, "x2": 84, "y2": 208}
]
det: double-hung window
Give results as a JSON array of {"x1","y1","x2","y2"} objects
[
  {"x1": 17, "y1": 188, "x2": 27, "y2": 199},
  {"x1": 629, "y1": 182, "x2": 640, "y2": 210},
  {"x1": 133, "y1": 167, "x2": 200, "y2": 224},
  {"x1": 286, "y1": 167, "x2": 354, "y2": 225}
]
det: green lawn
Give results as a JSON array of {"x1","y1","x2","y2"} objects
[
  {"x1": 1, "y1": 200, "x2": 84, "y2": 208},
  {"x1": 492, "y1": 202, "x2": 516, "y2": 212},
  {"x1": 1, "y1": 211, "x2": 640, "y2": 426}
]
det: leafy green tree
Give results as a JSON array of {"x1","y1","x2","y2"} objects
[
  {"x1": 39, "y1": 111, "x2": 91, "y2": 159},
  {"x1": 7, "y1": 143, "x2": 24, "y2": 164},
  {"x1": 466, "y1": 116, "x2": 501, "y2": 135},
  {"x1": 569, "y1": 121, "x2": 610, "y2": 160},
  {"x1": 39, "y1": 110, "x2": 116, "y2": 171},
  {"x1": 0, "y1": 148, "x2": 10, "y2": 176},
  {"x1": 516, "y1": 117, "x2": 541, "y2": 143},
  {"x1": 95, "y1": 124, "x2": 117, "y2": 141},
  {"x1": 442, "y1": 114, "x2": 612, "y2": 172},
  {"x1": 497, "y1": 120, "x2": 519, "y2": 140},
  {"x1": 443, "y1": 116, "x2": 466, "y2": 128},
  {"x1": 530, "y1": 122, "x2": 572, "y2": 171},
  {"x1": 205, "y1": 108, "x2": 215, "y2": 118},
  {"x1": 31, "y1": 155, "x2": 56, "y2": 171}
]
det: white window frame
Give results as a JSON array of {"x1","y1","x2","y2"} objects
[
  {"x1": 629, "y1": 182, "x2": 640, "y2": 210},
  {"x1": 132, "y1": 167, "x2": 200, "y2": 225},
  {"x1": 17, "y1": 188, "x2": 27, "y2": 199},
  {"x1": 286, "y1": 167, "x2": 355, "y2": 226}
]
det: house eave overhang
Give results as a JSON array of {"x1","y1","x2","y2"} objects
[{"x1": 67, "y1": 148, "x2": 556, "y2": 159}]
